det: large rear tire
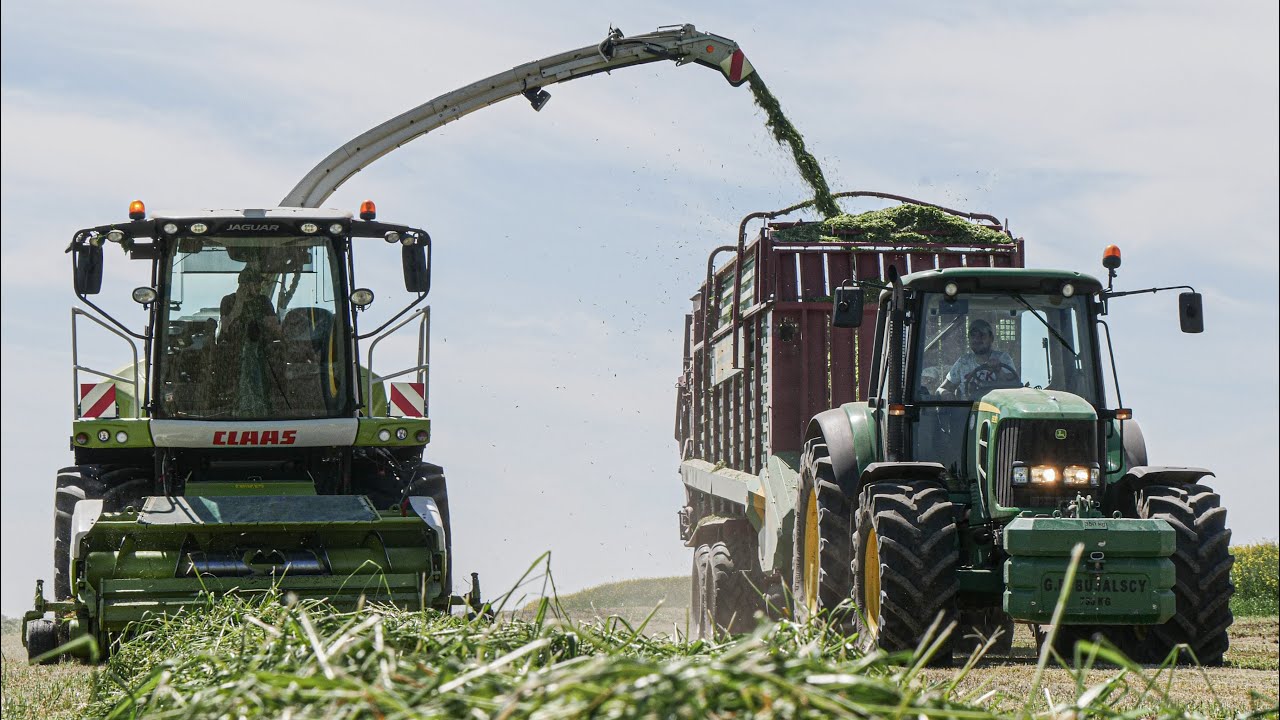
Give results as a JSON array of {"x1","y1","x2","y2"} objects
[
  {"x1": 1128, "y1": 483, "x2": 1233, "y2": 665},
  {"x1": 791, "y1": 439, "x2": 853, "y2": 627},
  {"x1": 853, "y1": 481, "x2": 958, "y2": 666}
]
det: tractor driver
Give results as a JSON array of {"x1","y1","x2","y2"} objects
[{"x1": 936, "y1": 319, "x2": 1018, "y2": 399}]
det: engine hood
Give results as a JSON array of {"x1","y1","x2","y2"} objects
[{"x1": 977, "y1": 388, "x2": 1097, "y2": 421}]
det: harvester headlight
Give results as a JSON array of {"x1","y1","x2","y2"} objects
[
  {"x1": 395, "y1": 427, "x2": 408, "y2": 441},
  {"x1": 350, "y1": 288, "x2": 375, "y2": 308},
  {"x1": 415, "y1": 430, "x2": 429, "y2": 443},
  {"x1": 329, "y1": 223, "x2": 345, "y2": 235},
  {"x1": 190, "y1": 222, "x2": 208, "y2": 234},
  {"x1": 97, "y1": 429, "x2": 111, "y2": 443},
  {"x1": 132, "y1": 286, "x2": 157, "y2": 305},
  {"x1": 384, "y1": 230, "x2": 401, "y2": 244},
  {"x1": 115, "y1": 431, "x2": 129, "y2": 443},
  {"x1": 75, "y1": 432, "x2": 89, "y2": 445},
  {"x1": 1012, "y1": 465, "x2": 1029, "y2": 485},
  {"x1": 162, "y1": 222, "x2": 179, "y2": 235},
  {"x1": 1030, "y1": 466, "x2": 1057, "y2": 484},
  {"x1": 377, "y1": 429, "x2": 392, "y2": 442},
  {"x1": 300, "y1": 222, "x2": 318, "y2": 234},
  {"x1": 944, "y1": 282, "x2": 959, "y2": 298},
  {"x1": 106, "y1": 229, "x2": 126, "y2": 243},
  {"x1": 1063, "y1": 464, "x2": 1099, "y2": 486}
]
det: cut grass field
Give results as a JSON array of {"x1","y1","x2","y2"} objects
[{"x1": 3, "y1": 546, "x2": 1276, "y2": 719}]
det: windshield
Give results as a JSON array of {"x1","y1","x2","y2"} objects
[
  {"x1": 155, "y1": 235, "x2": 348, "y2": 419},
  {"x1": 914, "y1": 292, "x2": 1098, "y2": 403}
]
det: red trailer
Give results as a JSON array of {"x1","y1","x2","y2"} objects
[{"x1": 674, "y1": 192, "x2": 1024, "y2": 636}]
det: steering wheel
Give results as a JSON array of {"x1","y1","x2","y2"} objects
[{"x1": 962, "y1": 362, "x2": 1020, "y2": 396}]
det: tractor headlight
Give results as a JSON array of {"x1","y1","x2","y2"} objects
[
  {"x1": 1030, "y1": 465, "x2": 1057, "y2": 484},
  {"x1": 1063, "y1": 464, "x2": 1099, "y2": 486},
  {"x1": 1012, "y1": 465, "x2": 1029, "y2": 485}
]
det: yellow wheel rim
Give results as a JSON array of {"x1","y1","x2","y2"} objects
[
  {"x1": 803, "y1": 489, "x2": 820, "y2": 614},
  {"x1": 863, "y1": 525, "x2": 881, "y2": 637}
]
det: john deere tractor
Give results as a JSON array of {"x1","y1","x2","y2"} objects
[
  {"x1": 793, "y1": 248, "x2": 1232, "y2": 665},
  {"x1": 24, "y1": 201, "x2": 465, "y2": 663}
]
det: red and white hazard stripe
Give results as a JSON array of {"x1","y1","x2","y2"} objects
[
  {"x1": 80, "y1": 382, "x2": 118, "y2": 418},
  {"x1": 388, "y1": 382, "x2": 425, "y2": 417},
  {"x1": 719, "y1": 49, "x2": 754, "y2": 85}
]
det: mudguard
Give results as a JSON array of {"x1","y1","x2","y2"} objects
[{"x1": 805, "y1": 403, "x2": 879, "y2": 496}]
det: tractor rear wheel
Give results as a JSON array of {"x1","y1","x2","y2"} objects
[
  {"x1": 26, "y1": 618, "x2": 59, "y2": 664},
  {"x1": 853, "y1": 481, "x2": 958, "y2": 666},
  {"x1": 692, "y1": 543, "x2": 712, "y2": 639},
  {"x1": 706, "y1": 540, "x2": 759, "y2": 635},
  {"x1": 791, "y1": 439, "x2": 853, "y2": 627},
  {"x1": 1128, "y1": 483, "x2": 1233, "y2": 665}
]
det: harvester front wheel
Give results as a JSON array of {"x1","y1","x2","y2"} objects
[
  {"x1": 791, "y1": 440, "x2": 853, "y2": 627},
  {"x1": 1129, "y1": 482, "x2": 1233, "y2": 665},
  {"x1": 26, "y1": 618, "x2": 59, "y2": 664},
  {"x1": 404, "y1": 464, "x2": 453, "y2": 607},
  {"x1": 53, "y1": 466, "x2": 104, "y2": 600},
  {"x1": 853, "y1": 481, "x2": 958, "y2": 666}
]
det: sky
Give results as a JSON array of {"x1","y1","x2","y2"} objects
[{"x1": 2, "y1": 1, "x2": 1277, "y2": 615}]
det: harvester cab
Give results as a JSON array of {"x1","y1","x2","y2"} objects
[{"x1": 25, "y1": 201, "x2": 464, "y2": 663}]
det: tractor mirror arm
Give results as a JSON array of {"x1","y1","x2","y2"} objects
[{"x1": 1101, "y1": 284, "x2": 1195, "y2": 300}]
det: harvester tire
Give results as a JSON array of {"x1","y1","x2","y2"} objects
[
  {"x1": 707, "y1": 540, "x2": 758, "y2": 636},
  {"x1": 403, "y1": 464, "x2": 453, "y2": 606},
  {"x1": 692, "y1": 543, "x2": 712, "y2": 639},
  {"x1": 791, "y1": 439, "x2": 853, "y2": 628},
  {"x1": 1129, "y1": 482, "x2": 1233, "y2": 665},
  {"x1": 853, "y1": 480, "x2": 958, "y2": 666},
  {"x1": 53, "y1": 466, "x2": 105, "y2": 600},
  {"x1": 26, "y1": 618, "x2": 59, "y2": 664}
]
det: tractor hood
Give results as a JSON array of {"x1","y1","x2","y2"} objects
[{"x1": 977, "y1": 388, "x2": 1097, "y2": 421}]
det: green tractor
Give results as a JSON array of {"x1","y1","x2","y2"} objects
[
  {"x1": 24, "y1": 200, "x2": 468, "y2": 663},
  {"x1": 796, "y1": 248, "x2": 1231, "y2": 664}
]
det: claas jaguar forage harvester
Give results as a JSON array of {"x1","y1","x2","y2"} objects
[{"x1": 24, "y1": 200, "x2": 470, "y2": 663}]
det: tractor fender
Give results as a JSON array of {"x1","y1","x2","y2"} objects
[
  {"x1": 1103, "y1": 464, "x2": 1215, "y2": 515},
  {"x1": 805, "y1": 403, "x2": 879, "y2": 497},
  {"x1": 857, "y1": 462, "x2": 949, "y2": 497}
]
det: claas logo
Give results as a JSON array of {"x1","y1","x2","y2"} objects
[{"x1": 212, "y1": 430, "x2": 298, "y2": 446}]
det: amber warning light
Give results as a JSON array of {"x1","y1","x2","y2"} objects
[
  {"x1": 128, "y1": 200, "x2": 146, "y2": 220},
  {"x1": 359, "y1": 200, "x2": 377, "y2": 221},
  {"x1": 1102, "y1": 244, "x2": 1122, "y2": 270}
]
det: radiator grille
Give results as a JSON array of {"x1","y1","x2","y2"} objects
[{"x1": 993, "y1": 419, "x2": 1097, "y2": 509}]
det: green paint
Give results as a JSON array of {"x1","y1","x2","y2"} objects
[
  {"x1": 772, "y1": 203, "x2": 1015, "y2": 245},
  {"x1": 746, "y1": 75, "x2": 840, "y2": 219}
]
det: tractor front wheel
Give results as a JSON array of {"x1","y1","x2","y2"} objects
[
  {"x1": 1127, "y1": 482, "x2": 1233, "y2": 665},
  {"x1": 853, "y1": 481, "x2": 958, "y2": 666}
]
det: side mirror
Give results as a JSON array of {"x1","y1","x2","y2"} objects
[
  {"x1": 74, "y1": 244, "x2": 104, "y2": 295},
  {"x1": 832, "y1": 284, "x2": 863, "y2": 328},
  {"x1": 402, "y1": 243, "x2": 430, "y2": 294},
  {"x1": 1178, "y1": 291, "x2": 1203, "y2": 333}
]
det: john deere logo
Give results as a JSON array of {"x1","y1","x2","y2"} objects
[{"x1": 1055, "y1": 429, "x2": 1068, "y2": 440}]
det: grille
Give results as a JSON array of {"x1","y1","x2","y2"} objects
[{"x1": 994, "y1": 419, "x2": 1097, "y2": 509}]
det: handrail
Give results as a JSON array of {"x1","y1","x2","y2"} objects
[
  {"x1": 71, "y1": 307, "x2": 142, "y2": 419},
  {"x1": 365, "y1": 306, "x2": 430, "y2": 416}
]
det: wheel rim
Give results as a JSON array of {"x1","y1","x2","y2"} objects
[
  {"x1": 863, "y1": 525, "x2": 881, "y2": 638},
  {"x1": 803, "y1": 489, "x2": 820, "y2": 614}
]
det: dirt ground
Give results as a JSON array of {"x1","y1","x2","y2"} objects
[{"x1": 2, "y1": 615, "x2": 1276, "y2": 718}]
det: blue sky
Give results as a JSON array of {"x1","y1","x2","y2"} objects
[{"x1": 2, "y1": 1, "x2": 1276, "y2": 615}]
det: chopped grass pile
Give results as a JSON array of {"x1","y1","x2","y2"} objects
[{"x1": 771, "y1": 203, "x2": 1014, "y2": 246}]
